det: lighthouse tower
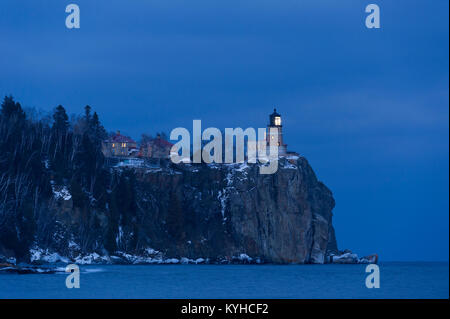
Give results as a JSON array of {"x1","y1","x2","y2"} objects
[{"x1": 266, "y1": 108, "x2": 287, "y2": 155}]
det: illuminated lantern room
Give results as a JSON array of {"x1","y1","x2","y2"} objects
[
  {"x1": 269, "y1": 108, "x2": 282, "y2": 127},
  {"x1": 267, "y1": 108, "x2": 287, "y2": 155},
  {"x1": 274, "y1": 116, "x2": 281, "y2": 126}
]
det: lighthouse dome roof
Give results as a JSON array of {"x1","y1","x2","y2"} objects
[{"x1": 270, "y1": 108, "x2": 281, "y2": 117}]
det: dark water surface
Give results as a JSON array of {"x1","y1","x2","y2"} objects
[{"x1": 0, "y1": 262, "x2": 448, "y2": 299}]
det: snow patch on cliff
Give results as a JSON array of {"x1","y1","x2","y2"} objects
[
  {"x1": 30, "y1": 247, "x2": 70, "y2": 263},
  {"x1": 51, "y1": 183, "x2": 72, "y2": 201},
  {"x1": 281, "y1": 161, "x2": 297, "y2": 170},
  {"x1": 75, "y1": 253, "x2": 110, "y2": 264},
  {"x1": 236, "y1": 162, "x2": 250, "y2": 172},
  {"x1": 217, "y1": 190, "x2": 226, "y2": 219},
  {"x1": 236, "y1": 253, "x2": 252, "y2": 262}
]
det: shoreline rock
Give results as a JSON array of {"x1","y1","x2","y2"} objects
[
  {"x1": 0, "y1": 263, "x2": 61, "y2": 274},
  {"x1": 326, "y1": 250, "x2": 378, "y2": 264}
]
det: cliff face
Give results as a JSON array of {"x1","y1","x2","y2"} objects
[
  {"x1": 0, "y1": 99, "x2": 340, "y2": 265},
  {"x1": 128, "y1": 156, "x2": 337, "y2": 264},
  {"x1": 1, "y1": 156, "x2": 338, "y2": 265},
  {"x1": 27, "y1": 157, "x2": 337, "y2": 263}
]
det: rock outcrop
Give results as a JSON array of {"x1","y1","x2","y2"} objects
[
  {"x1": 129, "y1": 156, "x2": 336, "y2": 264},
  {"x1": 1, "y1": 155, "x2": 343, "y2": 265}
]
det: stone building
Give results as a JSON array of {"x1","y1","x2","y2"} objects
[
  {"x1": 139, "y1": 134, "x2": 174, "y2": 159},
  {"x1": 102, "y1": 131, "x2": 138, "y2": 157}
]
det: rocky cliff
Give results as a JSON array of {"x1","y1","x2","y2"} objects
[
  {"x1": 0, "y1": 155, "x2": 341, "y2": 265},
  {"x1": 132, "y1": 155, "x2": 337, "y2": 264},
  {"x1": 0, "y1": 98, "x2": 376, "y2": 266}
]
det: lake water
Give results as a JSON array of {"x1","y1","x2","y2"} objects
[{"x1": 0, "y1": 262, "x2": 448, "y2": 299}]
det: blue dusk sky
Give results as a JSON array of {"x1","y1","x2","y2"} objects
[{"x1": 0, "y1": 1, "x2": 448, "y2": 261}]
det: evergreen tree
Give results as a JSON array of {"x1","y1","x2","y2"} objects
[
  {"x1": 84, "y1": 105, "x2": 91, "y2": 122},
  {"x1": 0, "y1": 97, "x2": 114, "y2": 261},
  {"x1": 49, "y1": 105, "x2": 72, "y2": 182},
  {"x1": 90, "y1": 111, "x2": 107, "y2": 142},
  {"x1": 0, "y1": 95, "x2": 25, "y2": 120},
  {"x1": 0, "y1": 96, "x2": 44, "y2": 262},
  {"x1": 52, "y1": 105, "x2": 69, "y2": 133}
]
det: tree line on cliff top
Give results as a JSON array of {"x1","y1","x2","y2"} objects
[{"x1": 0, "y1": 96, "x2": 137, "y2": 261}]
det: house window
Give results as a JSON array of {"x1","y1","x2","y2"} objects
[
  {"x1": 122, "y1": 143, "x2": 126, "y2": 147},
  {"x1": 112, "y1": 143, "x2": 115, "y2": 148}
]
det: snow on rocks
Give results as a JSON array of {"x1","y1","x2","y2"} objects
[
  {"x1": 74, "y1": 252, "x2": 110, "y2": 265},
  {"x1": 30, "y1": 247, "x2": 70, "y2": 264},
  {"x1": 27, "y1": 245, "x2": 261, "y2": 265},
  {"x1": 51, "y1": 182, "x2": 72, "y2": 201},
  {"x1": 327, "y1": 250, "x2": 379, "y2": 264}
]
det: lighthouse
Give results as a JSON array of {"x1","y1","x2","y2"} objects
[{"x1": 267, "y1": 108, "x2": 287, "y2": 155}]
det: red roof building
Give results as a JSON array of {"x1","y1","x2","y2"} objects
[
  {"x1": 140, "y1": 134, "x2": 174, "y2": 159},
  {"x1": 102, "y1": 131, "x2": 138, "y2": 157}
]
